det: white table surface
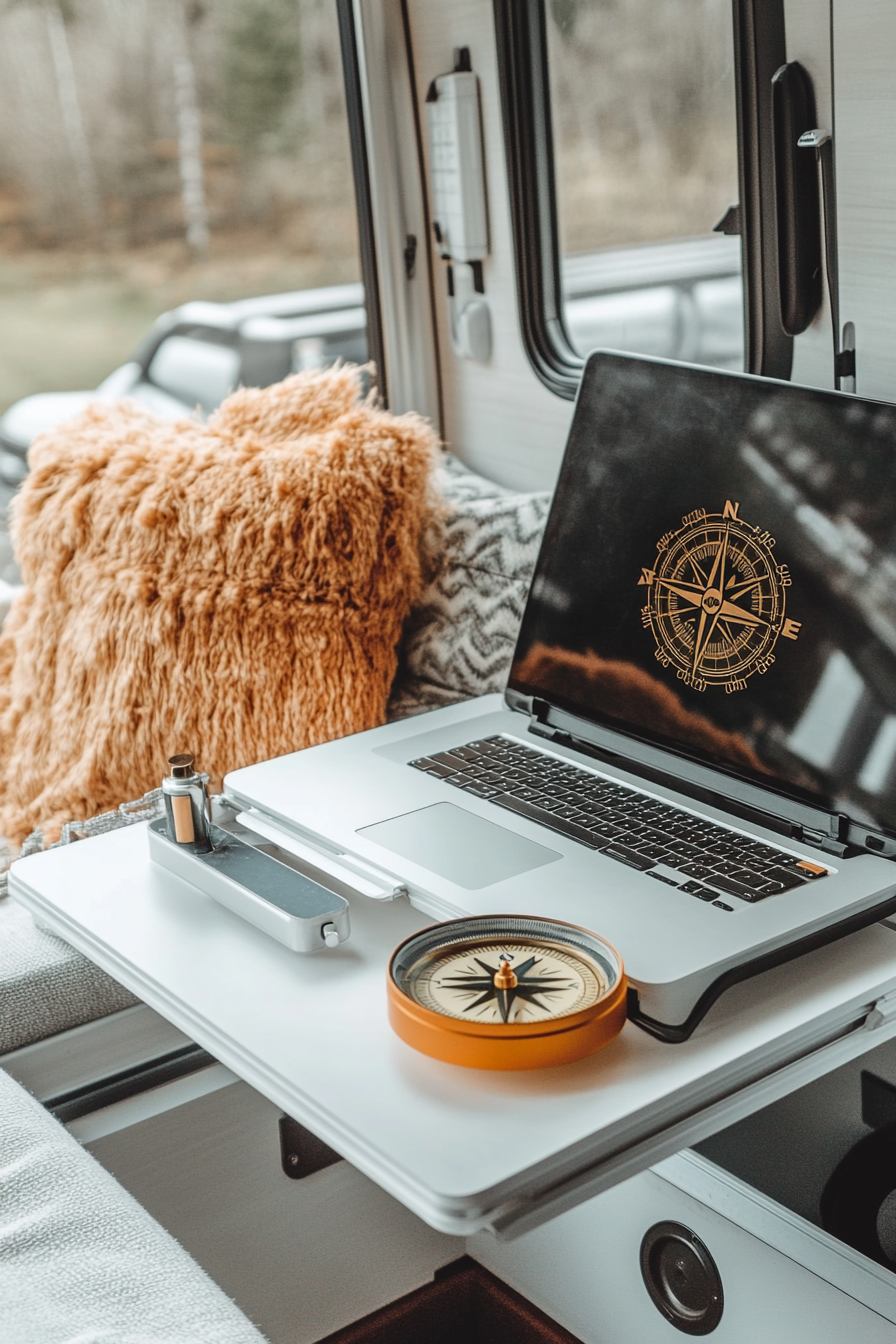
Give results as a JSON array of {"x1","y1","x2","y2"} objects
[{"x1": 12, "y1": 823, "x2": 896, "y2": 1236}]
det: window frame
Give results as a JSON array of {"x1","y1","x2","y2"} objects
[{"x1": 493, "y1": 0, "x2": 792, "y2": 399}]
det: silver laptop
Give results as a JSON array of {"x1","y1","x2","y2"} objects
[{"x1": 226, "y1": 353, "x2": 896, "y2": 1040}]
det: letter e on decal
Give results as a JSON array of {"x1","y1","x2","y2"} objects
[{"x1": 782, "y1": 618, "x2": 801, "y2": 640}]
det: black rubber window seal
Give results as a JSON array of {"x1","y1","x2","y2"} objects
[
  {"x1": 733, "y1": 0, "x2": 793, "y2": 378},
  {"x1": 336, "y1": 0, "x2": 389, "y2": 406},
  {"x1": 493, "y1": 0, "x2": 581, "y2": 401}
]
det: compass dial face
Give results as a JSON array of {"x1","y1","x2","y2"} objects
[
  {"x1": 638, "y1": 500, "x2": 800, "y2": 692},
  {"x1": 388, "y1": 917, "x2": 627, "y2": 1069},
  {"x1": 403, "y1": 937, "x2": 608, "y2": 1025}
]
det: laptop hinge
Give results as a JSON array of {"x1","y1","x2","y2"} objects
[
  {"x1": 800, "y1": 822, "x2": 849, "y2": 857},
  {"x1": 528, "y1": 701, "x2": 570, "y2": 744}
]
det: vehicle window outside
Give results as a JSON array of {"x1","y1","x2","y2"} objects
[
  {"x1": 546, "y1": 0, "x2": 743, "y2": 373},
  {"x1": 0, "y1": 0, "x2": 363, "y2": 583}
]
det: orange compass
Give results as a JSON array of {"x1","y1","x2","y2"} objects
[
  {"x1": 638, "y1": 499, "x2": 802, "y2": 693},
  {"x1": 387, "y1": 916, "x2": 627, "y2": 1070}
]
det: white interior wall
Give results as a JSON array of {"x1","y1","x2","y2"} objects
[
  {"x1": 405, "y1": 0, "x2": 574, "y2": 493},
  {"x1": 834, "y1": 0, "x2": 896, "y2": 402}
]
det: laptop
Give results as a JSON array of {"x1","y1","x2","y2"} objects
[{"x1": 226, "y1": 352, "x2": 896, "y2": 1040}]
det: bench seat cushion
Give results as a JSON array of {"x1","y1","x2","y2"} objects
[
  {"x1": 0, "y1": 898, "x2": 137, "y2": 1055},
  {"x1": 0, "y1": 1066, "x2": 267, "y2": 1344}
]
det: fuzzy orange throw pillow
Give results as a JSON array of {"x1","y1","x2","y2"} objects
[{"x1": 0, "y1": 366, "x2": 438, "y2": 843}]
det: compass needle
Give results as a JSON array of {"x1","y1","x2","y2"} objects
[
  {"x1": 692, "y1": 609, "x2": 709, "y2": 673},
  {"x1": 655, "y1": 577, "x2": 704, "y2": 607},
  {"x1": 718, "y1": 597, "x2": 767, "y2": 628}
]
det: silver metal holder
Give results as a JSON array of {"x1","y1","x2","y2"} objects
[{"x1": 147, "y1": 815, "x2": 350, "y2": 953}]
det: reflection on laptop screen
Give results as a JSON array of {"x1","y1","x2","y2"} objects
[{"x1": 510, "y1": 353, "x2": 896, "y2": 836}]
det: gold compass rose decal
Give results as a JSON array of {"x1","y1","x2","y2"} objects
[{"x1": 638, "y1": 500, "x2": 801, "y2": 693}]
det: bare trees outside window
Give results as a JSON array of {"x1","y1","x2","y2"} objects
[{"x1": 0, "y1": 0, "x2": 360, "y2": 412}]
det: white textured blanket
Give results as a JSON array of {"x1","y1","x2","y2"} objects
[{"x1": 0, "y1": 1068, "x2": 268, "y2": 1343}]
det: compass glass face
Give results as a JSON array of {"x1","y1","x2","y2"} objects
[
  {"x1": 510, "y1": 353, "x2": 896, "y2": 835},
  {"x1": 402, "y1": 938, "x2": 608, "y2": 1024}
]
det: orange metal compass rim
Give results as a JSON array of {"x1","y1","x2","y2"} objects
[{"x1": 386, "y1": 919, "x2": 628, "y2": 1071}]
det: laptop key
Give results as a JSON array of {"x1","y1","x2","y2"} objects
[
  {"x1": 662, "y1": 841, "x2": 702, "y2": 860},
  {"x1": 637, "y1": 843, "x2": 671, "y2": 861},
  {"x1": 409, "y1": 757, "x2": 455, "y2": 777},
  {"x1": 493, "y1": 794, "x2": 601, "y2": 849},
  {"x1": 678, "y1": 863, "x2": 718, "y2": 881},
  {"x1": 752, "y1": 878, "x2": 786, "y2": 896},
  {"x1": 461, "y1": 782, "x2": 500, "y2": 799},
  {"x1": 639, "y1": 827, "x2": 670, "y2": 845},
  {"x1": 646, "y1": 871, "x2": 679, "y2": 886},
  {"x1": 430, "y1": 751, "x2": 469, "y2": 770},
  {"x1": 763, "y1": 864, "x2": 824, "y2": 889},
  {"x1": 450, "y1": 745, "x2": 486, "y2": 762},
  {"x1": 712, "y1": 860, "x2": 758, "y2": 880},
  {"x1": 600, "y1": 844, "x2": 656, "y2": 872},
  {"x1": 680, "y1": 881, "x2": 718, "y2": 901},
  {"x1": 587, "y1": 822, "x2": 628, "y2": 841},
  {"x1": 705, "y1": 874, "x2": 759, "y2": 902}
]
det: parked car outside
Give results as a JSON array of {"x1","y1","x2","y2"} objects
[
  {"x1": 0, "y1": 235, "x2": 742, "y2": 486},
  {"x1": 0, "y1": 283, "x2": 368, "y2": 486}
]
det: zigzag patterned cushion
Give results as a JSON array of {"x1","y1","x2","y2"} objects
[{"x1": 388, "y1": 455, "x2": 551, "y2": 719}]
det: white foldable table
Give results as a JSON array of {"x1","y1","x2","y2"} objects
[{"x1": 12, "y1": 824, "x2": 896, "y2": 1238}]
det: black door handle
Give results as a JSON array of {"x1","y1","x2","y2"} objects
[{"x1": 772, "y1": 61, "x2": 823, "y2": 336}]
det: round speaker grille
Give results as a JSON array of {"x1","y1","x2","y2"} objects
[{"x1": 640, "y1": 1222, "x2": 723, "y2": 1335}]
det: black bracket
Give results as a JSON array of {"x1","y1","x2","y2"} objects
[
  {"x1": 862, "y1": 1071, "x2": 896, "y2": 1130},
  {"x1": 713, "y1": 203, "x2": 742, "y2": 236},
  {"x1": 279, "y1": 1114, "x2": 343, "y2": 1180},
  {"x1": 835, "y1": 347, "x2": 856, "y2": 382}
]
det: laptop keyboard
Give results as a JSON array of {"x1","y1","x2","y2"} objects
[{"x1": 409, "y1": 736, "x2": 828, "y2": 909}]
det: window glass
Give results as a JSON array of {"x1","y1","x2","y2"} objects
[
  {"x1": 0, "y1": 0, "x2": 363, "y2": 581},
  {"x1": 546, "y1": 0, "x2": 743, "y2": 372}
]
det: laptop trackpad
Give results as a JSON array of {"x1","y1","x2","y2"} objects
[{"x1": 357, "y1": 803, "x2": 561, "y2": 890}]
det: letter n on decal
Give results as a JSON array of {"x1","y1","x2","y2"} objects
[{"x1": 723, "y1": 500, "x2": 740, "y2": 519}]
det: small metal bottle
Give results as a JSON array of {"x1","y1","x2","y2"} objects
[{"x1": 162, "y1": 753, "x2": 212, "y2": 851}]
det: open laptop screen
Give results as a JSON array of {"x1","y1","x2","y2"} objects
[{"x1": 509, "y1": 352, "x2": 896, "y2": 836}]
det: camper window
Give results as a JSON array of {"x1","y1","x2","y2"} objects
[{"x1": 495, "y1": 0, "x2": 745, "y2": 397}]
